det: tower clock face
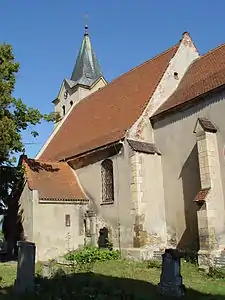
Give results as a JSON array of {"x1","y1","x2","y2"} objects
[{"x1": 64, "y1": 90, "x2": 68, "y2": 100}]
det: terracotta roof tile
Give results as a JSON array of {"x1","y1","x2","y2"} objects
[
  {"x1": 23, "y1": 158, "x2": 87, "y2": 201},
  {"x1": 153, "y1": 43, "x2": 225, "y2": 117},
  {"x1": 39, "y1": 44, "x2": 178, "y2": 161},
  {"x1": 198, "y1": 117, "x2": 217, "y2": 133}
]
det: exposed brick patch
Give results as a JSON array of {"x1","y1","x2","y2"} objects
[{"x1": 194, "y1": 188, "x2": 211, "y2": 203}]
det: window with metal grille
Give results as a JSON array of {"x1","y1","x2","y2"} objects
[
  {"x1": 65, "y1": 214, "x2": 71, "y2": 227},
  {"x1": 101, "y1": 159, "x2": 114, "y2": 203}
]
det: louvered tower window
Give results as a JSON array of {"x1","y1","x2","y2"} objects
[{"x1": 101, "y1": 159, "x2": 114, "y2": 203}]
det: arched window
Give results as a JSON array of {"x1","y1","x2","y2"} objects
[
  {"x1": 101, "y1": 159, "x2": 114, "y2": 203},
  {"x1": 62, "y1": 105, "x2": 66, "y2": 116},
  {"x1": 70, "y1": 101, "x2": 73, "y2": 107}
]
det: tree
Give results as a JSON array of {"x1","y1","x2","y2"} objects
[{"x1": 0, "y1": 43, "x2": 59, "y2": 213}]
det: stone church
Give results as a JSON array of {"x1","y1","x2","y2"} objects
[{"x1": 19, "y1": 26, "x2": 225, "y2": 267}]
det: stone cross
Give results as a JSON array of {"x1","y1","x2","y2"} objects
[
  {"x1": 14, "y1": 241, "x2": 36, "y2": 294},
  {"x1": 158, "y1": 249, "x2": 185, "y2": 298}
]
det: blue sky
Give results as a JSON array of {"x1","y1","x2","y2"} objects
[{"x1": 1, "y1": 0, "x2": 225, "y2": 159}]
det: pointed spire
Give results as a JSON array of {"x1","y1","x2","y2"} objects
[{"x1": 70, "y1": 26, "x2": 103, "y2": 86}]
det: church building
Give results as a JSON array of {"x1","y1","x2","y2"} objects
[{"x1": 19, "y1": 26, "x2": 225, "y2": 268}]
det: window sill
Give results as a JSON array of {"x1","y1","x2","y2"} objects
[{"x1": 100, "y1": 201, "x2": 114, "y2": 206}]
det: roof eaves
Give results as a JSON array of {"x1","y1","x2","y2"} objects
[
  {"x1": 39, "y1": 197, "x2": 89, "y2": 203},
  {"x1": 151, "y1": 83, "x2": 225, "y2": 123},
  {"x1": 64, "y1": 136, "x2": 125, "y2": 162}
]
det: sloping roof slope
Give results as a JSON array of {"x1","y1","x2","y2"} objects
[
  {"x1": 23, "y1": 158, "x2": 87, "y2": 201},
  {"x1": 154, "y1": 43, "x2": 225, "y2": 117},
  {"x1": 39, "y1": 44, "x2": 178, "y2": 161}
]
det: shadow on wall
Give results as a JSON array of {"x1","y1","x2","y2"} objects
[
  {"x1": 98, "y1": 227, "x2": 109, "y2": 248},
  {"x1": 1, "y1": 272, "x2": 225, "y2": 300},
  {"x1": 177, "y1": 144, "x2": 201, "y2": 251}
]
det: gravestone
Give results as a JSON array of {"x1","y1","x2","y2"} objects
[
  {"x1": 158, "y1": 249, "x2": 185, "y2": 298},
  {"x1": 14, "y1": 241, "x2": 36, "y2": 294}
]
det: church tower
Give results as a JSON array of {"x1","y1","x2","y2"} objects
[{"x1": 53, "y1": 25, "x2": 106, "y2": 126}]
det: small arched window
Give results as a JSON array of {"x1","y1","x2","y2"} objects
[
  {"x1": 70, "y1": 101, "x2": 73, "y2": 107},
  {"x1": 101, "y1": 159, "x2": 114, "y2": 203},
  {"x1": 62, "y1": 105, "x2": 66, "y2": 116}
]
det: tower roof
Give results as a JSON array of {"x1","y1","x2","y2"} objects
[{"x1": 70, "y1": 25, "x2": 103, "y2": 87}]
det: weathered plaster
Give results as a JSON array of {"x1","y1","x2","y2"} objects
[
  {"x1": 19, "y1": 186, "x2": 89, "y2": 261},
  {"x1": 128, "y1": 33, "x2": 199, "y2": 142},
  {"x1": 54, "y1": 77, "x2": 106, "y2": 121},
  {"x1": 129, "y1": 144, "x2": 167, "y2": 250},
  {"x1": 195, "y1": 126, "x2": 225, "y2": 258},
  {"x1": 75, "y1": 141, "x2": 134, "y2": 249},
  {"x1": 32, "y1": 192, "x2": 88, "y2": 261},
  {"x1": 153, "y1": 88, "x2": 225, "y2": 254}
]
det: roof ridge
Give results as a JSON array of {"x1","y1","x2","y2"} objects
[
  {"x1": 66, "y1": 42, "x2": 179, "y2": 109},
  {"x1": 109, "y1": 43, "x2": 179, "y2": 83},
  {"x1": 192, "y1": 41, "x2": 225, "y2": 63},
  {"x1": 40, "y1": 38, "x2": 179, "y2": 162},
  {"x1": 152, "y1": 41, "x2": 225, "y2": 118},
  {"x1": 174, "y1": 42, "x2": 225, "y2": 84}
]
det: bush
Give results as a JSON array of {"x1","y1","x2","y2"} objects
[{"x1": 65, "y1": 246, "x2": 120, "y2": 265}]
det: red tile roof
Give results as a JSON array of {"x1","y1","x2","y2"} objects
[
  {"x1": 23, "y1": 158, "x2": 87, "y2": 201},
  {"x1": 153, "y1": 43, "x2": 225, "y2": 117},
  {"x1": 39, "y1": 44, "x2": 178, "y2": 161}
]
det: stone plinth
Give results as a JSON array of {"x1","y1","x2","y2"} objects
[
  {"x1": 14, "y1": 241, "x2": 36, "y2": 294},
  {"x1": 158, "y1": 249, "x2": 185, "y2": 298}
]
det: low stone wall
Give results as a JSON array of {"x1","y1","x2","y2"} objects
[
  {"x1": 120, "y1": 247, "x2": 225, "y2": 269},
  {"x1": 198, "y1": 250, "x2": 225, "y2": 270},
  {"x1": 119, "y1": 248, "x2": 164, "y2": 261},
  {"x1": 214, "y1": 251, "x2": 225, "y2": 267}
]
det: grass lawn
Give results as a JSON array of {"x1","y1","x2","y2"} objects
[{"x1": 0, "y1": 259, "x2": 225, "y2": 299}]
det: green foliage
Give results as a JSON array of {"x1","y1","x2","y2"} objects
[
  {"x1": 65, "y1": 246, "x2": 120, "y2": 265},
  {"x1": 208, "y1": 266, "x2": 225, "y2": 279},
  {"x1": 147, "y1": 259, "x2": 161, "y2": 269},
  {"x1": 0, "y1": 43, "x2": 60, "y2": 211},
  {"x1": 0, "y1": 43, "x2": 59, "y2": 166},
  {"x1": 1, "y1": 260, "x2": 225, "y2": 299}
]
